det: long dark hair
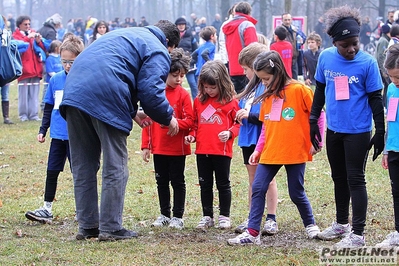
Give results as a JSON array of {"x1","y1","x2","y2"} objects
[
  {"x1": 92, "y1": 20, "x2": 109, "y2": 41},
  {"x1": 251, "y1": 51, "x2": 292, "y2": 104}
]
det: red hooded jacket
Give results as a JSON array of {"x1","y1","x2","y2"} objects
[
  {"x1": 222, "y1": 13, "x2": 258, "y2": 76},
  {"x1": 12, "y1": 28, "x2": 45, "y2": 81}
]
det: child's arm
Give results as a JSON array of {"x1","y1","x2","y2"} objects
[
  {"x1": 142, "y1": 148, "x2": 150, "y2": 162},
  {"x1": 176, "y1": 91, "x2": 195, "y2": 130},
  {"x1": 37, "y1": 103, "x2": 53, "y2": 143},
  {"x1": 225, "y1": 101, "x2": 241, "y2": 139},
  {"x1": 140, "y1": 126, "x2": 151, "y2": 155},
  {"x1": 200, "y1": 49, "x2": 210, "y2": 62},
  {"x1": 191, "y1": 49, "x2": 198, "y2": 64},
  {"x1": 255, "y1": 123, "x2": 265, "y2": 153}
]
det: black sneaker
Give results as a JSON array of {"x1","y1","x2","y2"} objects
[
  {"x1": 76, "y1": 228, "x2": 99, "y2": 240},
  {"x1": 25, "y1": 208, "x2": 53, "y2": 224},
  {"x1": 98, "y1": 228, "x2": 138, "y2": 241}
]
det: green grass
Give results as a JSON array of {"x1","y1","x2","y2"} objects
[{"x1": 0, "y1": 84, "x2": 396, "y2": 265}]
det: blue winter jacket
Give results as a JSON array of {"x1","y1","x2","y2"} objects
[{"x1": 59, "y1": 26, "x2": 174, "y2": 134}]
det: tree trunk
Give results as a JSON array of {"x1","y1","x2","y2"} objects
[
  {"x1": 220, "y1": 0, "x2": 230, "y2": 21},
  {"x1": 285, "y1": 0, "x2": 291, "y2": 13}
]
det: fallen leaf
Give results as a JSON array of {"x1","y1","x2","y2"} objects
[
  {"x1": 0, "y1": 199, "x2": 2, "y2": 207},
  {"x1": 15, "y1": 229, "x2": 23, "y2": 237}
]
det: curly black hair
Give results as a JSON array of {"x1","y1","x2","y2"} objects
[{"x1": 324, "y1": 5, "x2": 361, "y2": 37}]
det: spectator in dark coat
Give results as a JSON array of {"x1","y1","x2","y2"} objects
[
  {"x1": 38, "y1": 13, "x2": 62, "y2": 41},
  {"x1": 360, "y1": 16, "x2": 372, "y2": 49}
]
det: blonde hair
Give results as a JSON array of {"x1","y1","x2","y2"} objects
[
  {"x1": 60, "y1": 35, "x2": 84, "y2": 56},
  {"x1": 197, "y1": 60, "x2": 235, "y2": 103}
]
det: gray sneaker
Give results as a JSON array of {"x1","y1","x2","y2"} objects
[
  {"x1": 196, "y1": 216, "x2": 214, "y2": 231},
  {"x1": 235, "y1": 219, "x2": 248, "y2": 234},
  {"x1": 261, "y1": 219, "x2": 278, "y2": 236},
  {"x1": 317, "y1": 222, "x2": 351, "y2": 240},
  {"x1": 334, "y1": 232, "x2": 365, "y2": 248},
  {"x1": 169, "y1": 217, "x2": 184, "y2": 230},
  {"x1": 25, "y1": 207, "x2": 53, "y2": 224},
  {"x1": 376, "y1": 231, "x2": 399, "y2": 248}
]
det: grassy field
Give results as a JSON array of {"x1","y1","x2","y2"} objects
[{"x1": 0, "y1": 84, "x2": 396, "y2": 265}]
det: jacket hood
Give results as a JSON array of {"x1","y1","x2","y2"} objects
[
  {"x1": 145, "y1": 25, "x2": 167, "y2": 48},
  {"x1": 222, "y1": 13, "x2": 257, "y2": 35}
]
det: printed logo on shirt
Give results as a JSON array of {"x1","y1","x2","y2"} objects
[
  {"x1": 348, "y1": 76, "x2": 359, "y2": 84},
  {"x1": 200, "y1": 114, "x2": 223, "y2": 124},
  {"x1": 324, "y1": 69, "x2": 359, "y2": 84},
  {"x1": 282, "y1": 107, "x2": 295, "y2": 121}
]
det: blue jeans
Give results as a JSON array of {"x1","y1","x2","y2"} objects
[
  {"x1": 248, "y1": 163, "x2": 315, "y2": 231},
  {"x1": 65, "y1": 106, "x2": 129, "y2": 232},
  {"x1": 326, "y1": 129, "x2": 370, "y2": 235},
  {"x1": 186, "y1": 71, "x2": 197, "y2": 100},
  {"x1": 1, "y1": 84, "x2": 10, "y2": 101}
]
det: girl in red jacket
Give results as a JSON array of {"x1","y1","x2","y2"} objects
[
  {"x1": 185, "y1": 60, "x2": 240, "y2": 230},
  {"x1": 141, "y1": 48, "x2": 194, "y2": 230}
]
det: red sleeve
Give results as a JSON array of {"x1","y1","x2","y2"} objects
[
  {"x1": 141, "y1": 126, "x2": 151, "y2": 150},
  {"x1": 188, "y1": 98, "x2": 199, "y2": 137},
  {"x1": 177, "y1": 91, "x2": 194, "y2": 131},
  {"x1": 243, "y1": 26, "x2": 258, "y2": 47},
  {"x1": 227, "y1": 99, "x2": 240, "y2": 138}
]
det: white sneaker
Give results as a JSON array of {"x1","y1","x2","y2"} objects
[
  {"x1": 317, "y1": 222, "x2": 351, "y2": 240},
  {"x1": 169, "y1": 217, "x2": 184, "y2": 230},
  {"x1": 227, "y1": 230, "x2": 261, "y2": 245},
  {"x1": 234, "y1": 219, "x2": 248, "y2": 234},
  {"x1": 151, "y1": 214, "x2": 170, "y2": 227},
  {"x1": 261, "y1": 219, "x2": 278, "y2": 235},
  {"x1": 218, "y1": 215, "x2": 231, "y2": 229},
  {"x1": 306, "y1": 224, "x2": 320, "y2": 239},
  {"x1": 196, "y1": 216, "x2": 214, "y2": 230},
  {"x1": 376, "y1": 231, "x2": 399, "y2": 248},
  {"x1": 334, "y1": 232, "x2": 365, "y2": 248}
]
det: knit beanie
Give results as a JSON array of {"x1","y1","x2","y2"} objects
[{"x1": 175, "y1": 17, "x2": 187, "y2": 25}]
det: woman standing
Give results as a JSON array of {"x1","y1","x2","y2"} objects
[
  {"x1": 13, "y1": 15, "x2": 46, "y2": 121},
  {"x1": 88, "y1": 21, "x2": 109, "y2": 45}
]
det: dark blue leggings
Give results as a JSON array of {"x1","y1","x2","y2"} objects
[{"x1": 248, "y1": 163, "x2": 315, "y2": 232}]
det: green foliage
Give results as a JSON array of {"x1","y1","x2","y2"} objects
[{"x1": 0, "y1": 84, "x2": 395, "y2": 265}]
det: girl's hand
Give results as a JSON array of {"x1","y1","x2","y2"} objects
[
  {"x1": 142, "y1": 149, "x2": 150, "y2": 162},
  {"x1": 184, "y1": 135, "x2": 195, "y2": 144},
  {"x1": 309, "y1": 145, "x2": 321, "y2": 155},
  {"x1": 249, "y1": 151, "x2": 260, "y2": 165},
  {"x1": 235, "y1": 109, "x2": 249, "y2": 125},
  {"x1": 218, "y1": 130, "x2": 231, "y2": 142},
  {"x1": 382, "y1": 154, "x2": 388, "y2": 170},
  {"x1": 305, "y1": 79, "x2": 312, "y2": 86},
  {"x1": 37, "y1": 133, "x2": 45, "y2": 143}
]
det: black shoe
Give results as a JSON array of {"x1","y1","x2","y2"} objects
[
  {"x1": 98, "y1": 228, "x2": 138, "y2": 241},
  {"x1": 76, "y1": 228, "x2": 99, "y2": 240}
]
